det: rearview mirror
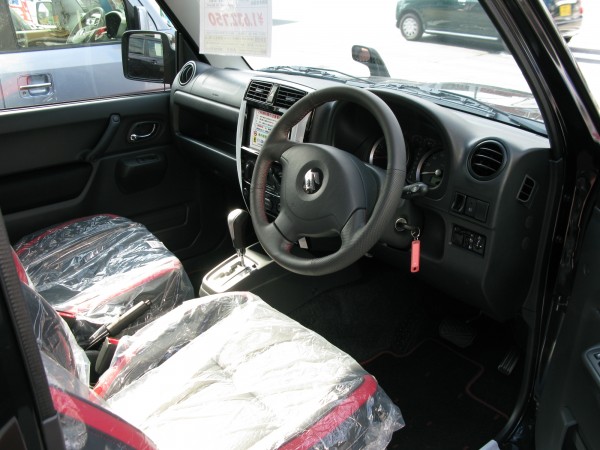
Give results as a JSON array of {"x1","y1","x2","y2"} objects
[{"x1": 122, "y1": 31, "x2": 176, "y2": 84}]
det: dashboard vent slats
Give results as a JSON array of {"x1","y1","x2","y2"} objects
[
  {"x1": 178, "y1": 62, "x2": 196, "y2": 86},
  {"x1": 274, "y1": 86, "x2": 306, "y2": 109},
  {"x1": 245, "y1": 80, "x2": 274, "y2": 103},
  {"x1": 517, "y1": 175, "x2": 536, "y2": 205},
  {"x1": 469, "y1": 140, "x2": 506, "y2": 179}
]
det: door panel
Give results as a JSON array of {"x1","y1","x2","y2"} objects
[
  {"x1": 0, "y1": 92, "x2": 232, "y2": 262},
  {"x1": 535, "y1": 203, "x2": 600, "y2": 449}
]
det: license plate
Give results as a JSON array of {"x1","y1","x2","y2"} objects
[{"x1": 559, "y1": 4, "x2": 572, "y2": 17}]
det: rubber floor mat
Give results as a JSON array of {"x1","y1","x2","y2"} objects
[{"x1": 363, "y1": 339, "x2": 509, "y2": 450}]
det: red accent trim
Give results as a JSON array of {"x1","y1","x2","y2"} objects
[
  {"x1": 279, "y1": 375, "x2": 378, "y2": 450},
  {"x1": 11, "y1": 250, "x2": 30, "y2": 286},
  {"x1": 15, "y1": 214, "x2": 120, "y2": 256},
  {"x1": 108, "y1": 337, "x2": 120, "y2": 345},
  {"x1": 93, "y1": 352, "x2": 133, "y2": 398},
  {"x1": 50, "y1": 386, "x2": 157, "y2": 449},
  {"x1": 63, "y1": 260, "x2": 181, "y2": 315},
  {"x1": 58, "y1": 311, "x2": 77, "y2": 320}
]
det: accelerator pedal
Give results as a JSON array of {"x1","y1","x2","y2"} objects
[{"x1": 498, "y1": 346, "x2": 520, "y2": 375}]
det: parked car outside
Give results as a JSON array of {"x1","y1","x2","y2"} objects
[
  {"x1": 0, "y1": 0, "x2": 173, "y2": 109},
  {"x1": 396, "y1": 0, "x2": 583, "y2": 42}
]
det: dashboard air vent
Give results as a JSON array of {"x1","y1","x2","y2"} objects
[
  {"x1": 178, "y1": 62, "x2": 196, "y2": 86},
  {"x1": 274, "y1": 86, "x2": 306, "y2": 109},
  {"x1": 517, "y1": 175, "x2": 536, "y2": 205},
  {"x1": 469, "y1": 140, "x2": 506, "y2": 179},
  {"x1": 245, "y1": 80, "x2": 274, "y2": 103}
]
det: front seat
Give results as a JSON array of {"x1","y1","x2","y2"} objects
[
  {"x1": 22, "y1": 258, "x2": 403, "y2": 448},
  {"x1": 13, "y1": 214, "x2": 194, "y2": 345},
  {"x1": 93, "y1": 292, "x2": 404, "y2": 449}
]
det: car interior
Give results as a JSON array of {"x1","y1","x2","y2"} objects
[{"x1": 1, "y1": 0, "x2": 600, "y2": 449}]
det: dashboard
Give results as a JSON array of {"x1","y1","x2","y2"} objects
[
  {"x1": 329, "y1": 100, "x2": 448, "y2": 198},
  {"x1": 169, "y1": 61, "x2": 551, "y2": 322}
]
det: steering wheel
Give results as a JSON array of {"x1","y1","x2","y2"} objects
[
  {"x1": 68, "y1": 7, "x2": 106, "y2": 44},
  {"x1": 250, "y1": 85, "x2": 407, "y2": 276}
]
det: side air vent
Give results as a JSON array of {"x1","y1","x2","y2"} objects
[
  {"x1": 274, "y1": 86, "x2": 306, "y2": 109},
  {"x1": 178, "y1": 62, "x2": 196, "y2": 86},
  {"x1": 517, "y1": 175, "x2": 537, "y2": 205},
  {"x1": 469, "y1": 140, "x2": 506, "y2": 180},
  {"x1": 245, "y1": 80, "x2": 274, "y2": 103}
]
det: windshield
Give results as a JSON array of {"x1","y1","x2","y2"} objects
[{"x1": 244, "y1": 0, "x2": 598, "y2": 130}]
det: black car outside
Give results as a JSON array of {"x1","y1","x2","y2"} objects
[{"x1": 396, "y1": 0, "x2": 583, "y2": 42}]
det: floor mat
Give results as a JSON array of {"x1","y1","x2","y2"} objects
[
  {"x1": 363, "y1": 339, "x2": 509, "y2": 450},
  {"x1": 288, "y1": 265, "x2": 432, "y2": 362}
]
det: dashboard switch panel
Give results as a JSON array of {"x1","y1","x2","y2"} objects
[
  {"x1": 451, "y1": 192, "x2": 489, "y2": 223},
  {"x1": 451, "y1": 225, "x2": 486, "y2": 256}
]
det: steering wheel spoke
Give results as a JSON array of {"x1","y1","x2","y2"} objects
[
  {"x1": 272, "y1": 208, "x2": 301, "y2": 243},
  {"x1": 340, "y1": 209, "x2": 368, "y2": 247},
  {"x1": 263, "y1": 221, "x2": 294, "y2": 254}
]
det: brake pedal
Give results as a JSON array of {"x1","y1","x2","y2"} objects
[
  {"x1": 498, "y1": 347, "x2": 520, "y2": 375},
  {"x1": 439, "y1": 317, "x2": 477, "y2": 348}
]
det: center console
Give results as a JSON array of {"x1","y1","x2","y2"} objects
[
  {"x1": 200, "y1": 79, "x2": 312, "y2": 297},
  {"x1": 237, "y1": 78, "x2": 312, "y2": 216}
]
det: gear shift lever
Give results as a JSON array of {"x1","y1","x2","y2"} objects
[{"x1": 227, "y1": 209, "x2": 249, "y2": 267}]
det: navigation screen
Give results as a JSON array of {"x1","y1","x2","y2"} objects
[{"x1": 249, "y1": 109, "x2": 281, "y2": 151}]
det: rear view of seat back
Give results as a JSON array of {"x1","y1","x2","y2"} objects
[{"x1": 14, "y1": 214, "x2": 195, "y2": 345}]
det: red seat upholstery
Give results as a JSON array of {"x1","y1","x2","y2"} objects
[
  {"x1": 20, "y1": 259, "x2": 403, "y2": 449},
  {"x1": 14, "y1": 215, "x2": 404, "y2": 448},
  {"x1": 94, "y1": 292, "x2": 403, "y2": 449},
  {"x1": 14, "y1": 214, "x2": 194, "y2": 345}
]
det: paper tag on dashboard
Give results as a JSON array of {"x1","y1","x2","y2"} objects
[{"x1": 199, "y1": 0, "x2": 272, "y2": 57}]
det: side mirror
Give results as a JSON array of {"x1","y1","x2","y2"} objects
[
  {"x1": 122, "y1": 30, "x2": 176, "y2": 84},
  {"x1": 351, "y1": 45, "x2": 390, "y2": 78}
]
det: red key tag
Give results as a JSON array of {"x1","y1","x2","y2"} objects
[{"x1": 411, "y1": 229, "x2": 420, "y2": 273}]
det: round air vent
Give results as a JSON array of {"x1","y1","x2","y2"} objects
[
  {"x1": 178, "y1": 62, "x2": 196, "y2": 86},
  {"x1": 468, "y1": 140, "x2": 507, "y2": 180}
]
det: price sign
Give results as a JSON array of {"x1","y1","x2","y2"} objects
[{"x1": 200, "y1": 0, "x2": 272, "y2": 56}]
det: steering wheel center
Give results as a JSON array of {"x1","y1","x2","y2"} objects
[{"x1": 303, "y1": 168, "x2": 323, "y2": 194}]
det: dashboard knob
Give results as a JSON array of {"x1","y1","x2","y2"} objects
[{"x1": 244, "y1": 161, "x2": 255, "y2": 180}]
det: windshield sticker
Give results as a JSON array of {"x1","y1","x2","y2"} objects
[{"x1": 199, "y1": 0, "x2": 272, "y2": 56}]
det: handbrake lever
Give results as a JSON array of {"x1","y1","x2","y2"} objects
[{"x1": 86, "y1": 299, "x2": 152, "y2": 350}]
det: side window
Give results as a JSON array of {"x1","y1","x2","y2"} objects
[{"x1": 0, "y1": 0, "x2": 173, "y2": 110}]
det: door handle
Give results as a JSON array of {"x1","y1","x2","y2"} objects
[
  {"x1": 18, "y1": 74, "x2": 53, "y2": 97},
  {"x1": 19, "y1": 82, "x2": 52, "y2": 90},
  {"x1": 128, "y1": 121, "x2": 159, "y2": 142}
]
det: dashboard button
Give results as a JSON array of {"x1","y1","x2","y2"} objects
[
  {"x1": 475, "y1": 200, "x2": 489, "y2": 222},
  {"x1": 465, "y1": 197, "x2": 477, "y2": 217}
]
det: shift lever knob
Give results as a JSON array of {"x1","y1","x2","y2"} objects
[{"x1": 227, "y1": 209, "x2": 249, "y2": 265}]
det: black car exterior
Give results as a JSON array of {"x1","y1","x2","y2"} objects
[{"x1": 396, "y1": 0, "x2": 583, "y2": 42}]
